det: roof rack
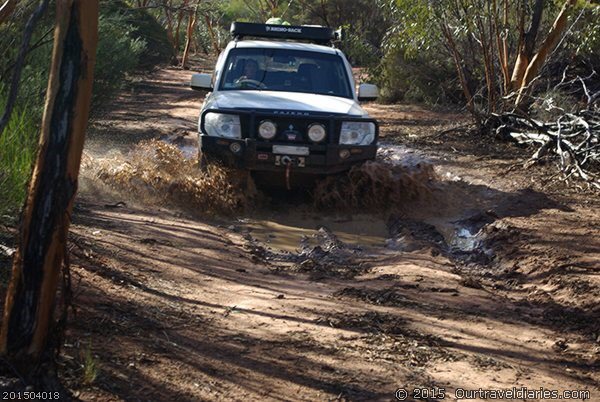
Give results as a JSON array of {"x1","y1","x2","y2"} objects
[{"x1": 231, "y1": 22, "x2": 339, "y2": 45}]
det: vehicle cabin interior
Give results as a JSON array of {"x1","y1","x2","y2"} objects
[{"x1": 226, "y1": 57, "x2": 346, "y2": 96}]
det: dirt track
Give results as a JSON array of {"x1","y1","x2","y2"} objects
[{"x1": 63, "y1": 61, "x2": 600, "y2": 401}]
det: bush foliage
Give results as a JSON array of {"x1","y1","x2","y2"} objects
[{"x1": 0, "y1": 1, "x2": 172, "y2": 218}]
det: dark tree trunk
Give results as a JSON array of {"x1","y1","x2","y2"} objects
[
  {"x1": 0, "y1": 0, "x2": 18, "y2": 25},
  {"x1": 0, "y1": 0, "x2": 98, "y2": 380}
]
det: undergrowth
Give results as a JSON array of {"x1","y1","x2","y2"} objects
[{"x1": 0, "y1": 99, "x2": 38, "y2": 218}]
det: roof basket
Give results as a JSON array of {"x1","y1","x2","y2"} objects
[{"x1": 231, "y1": 22, "x2": 340, "y2": 45}]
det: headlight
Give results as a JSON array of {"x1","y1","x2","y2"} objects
[
  {"x1": 307, "y1": 123, "x2": 326, "y2": 143},
  {"x1": 258, "y1": 120, "x2": 277, "y2": 140},
  {"x1": 204, "y1": 113, "x2": 241, "y2": 139},
  {"x1": 339, "y1": 121, "x2": 375, "y2": 145}
]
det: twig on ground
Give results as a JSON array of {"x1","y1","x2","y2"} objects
[{"x1": 489, "y1": 98, "x2": 599, "y2": 189}]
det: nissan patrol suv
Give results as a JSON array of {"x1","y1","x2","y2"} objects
[{"x1": 191, "y1": 22, "x2": 379, "y2": 187}]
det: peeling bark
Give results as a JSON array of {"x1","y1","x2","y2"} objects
[
  {"x1": 510, "y1": 0, "x2": 545, "y2": 91},
  {"x1": 204, "y1": 13, "x2": 220, "y2": 54},
  {"x1": 181, "y1": 0, "x2": 201, "y2": 69},
  {"x1": 0, "y1": 0, "x2": 98, "y2": 377},
  {"x1": 515, "y1": 0, "x2": 578, "y2": 106}
]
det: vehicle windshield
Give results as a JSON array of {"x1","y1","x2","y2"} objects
[{"x1": 219, "y1": 48, "x2": 353, "y2": 98}]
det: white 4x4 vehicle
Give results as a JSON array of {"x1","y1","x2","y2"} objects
[{"x1": 191, "y1": 22, "x2": 379, "y2": 185}]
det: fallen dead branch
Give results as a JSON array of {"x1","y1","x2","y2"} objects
[{"x1": 489, "y1": 107, "x2": 600, "y2": 189}]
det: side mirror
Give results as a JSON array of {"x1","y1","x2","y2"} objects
[
  {"x1": 357, "y1": 83, "x2": 378, "y2": 101},
  {"x1": 191, "y1": 73, "x2": 213, "y2": 91}
]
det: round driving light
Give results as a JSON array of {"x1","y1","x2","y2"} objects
[
  {"x1": 339, "y1": 149, "x2": 350, "y2": 159},
  {"x1": 258, "y1": 120, "x2": 277, "y2": 140},
  {"x1": 307, "y1": 123, "x2": 326, "y2": 142},
  {"x1": 229, "y1": 142, "x2": 242, "y2": 154}
]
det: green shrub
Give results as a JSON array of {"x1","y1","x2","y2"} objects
[
  {"x1": 195, "y1": 21, "x2": 228, "y2": 54},
  {"x1": 339, "y1": 27, "x2": 380, "y2": 67},
  {"x1": 101, "y1": 0, "x2": 175, "y2": 67},
  {"x1": 93, "y1": 11, "x2": 147, "y2": 105},
  {"x1": 0, "y1": 98, "x2": 38, "y2": 217},
  {"x1": 373, "y1": 46, "x2": 459, "y2": 105}
]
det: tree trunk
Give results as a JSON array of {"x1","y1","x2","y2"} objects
[
  {"x1": 181, "y1": 8, "x2": 197, "y2": 69},
  {"x1": 0, "y1": 0, "x2": 98, "y2": 377},
  {"x1": 515, "y1": 0, "x2": 577, "y2": 106},
  {"x1": 181, "y1": 0, "x2": 203, "y2": 69},
  {"x1": 476, "y1": 14, "x2": 496, "y2": 113},
  {"x1": 441, "y1": 21, "x2": 477, "y2": 118},
  {"x1": 511, "y1": 0, "x2": 545, "y2": 91},
  {"x1": 492, "y1": 0, "x2": 510, "y2": 95},
  {"x1": 524, "y1": 0, "x2": 546, "y2": 58},
  {"x1": 500, "y1": 0, "x2": 510, "y2": 93},
  {"x1": 173, "y1": 0, "x2": 190, "y2": 54},
  {"x1": 204, "y1": 13, "x2": 220, "y2": 54},
  {"x1": 0, "y1": 0, "x2": 18, "y2": 25},
  {"x1": 163, "y1": 0, "x2": 176, "y2": 50}
]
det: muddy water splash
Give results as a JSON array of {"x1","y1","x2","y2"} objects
[
  {"x1": 313, "y1": 159, "x2": 436, "y2": 211},
  {"x1": 240, "y1": 144, "x2": 437, "y2": 252},
  {"x1": 81, "y1": 140, "x2": 255, "y2": 215}
]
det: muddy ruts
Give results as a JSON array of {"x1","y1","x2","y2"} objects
[{"x1": 0, "y1": 0, "x2": 98, "y2": 373}]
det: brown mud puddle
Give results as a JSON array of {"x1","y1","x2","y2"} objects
[{"x1": 235, "y1": 213, "x2": 389, "y2": 253}]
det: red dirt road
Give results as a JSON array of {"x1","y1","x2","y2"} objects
[{"x1": 59, "y1": 63, "x2": 600, "y2": 401}]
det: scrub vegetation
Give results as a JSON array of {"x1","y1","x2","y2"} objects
[{"x1": 0, "y1": 0, "x2": 171, "y2": 217}]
